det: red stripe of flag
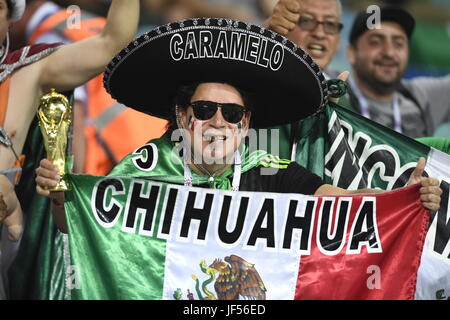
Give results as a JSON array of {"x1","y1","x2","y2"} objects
[{"x1": 295, "y1": 185, "x2": 429, "y2": 300}]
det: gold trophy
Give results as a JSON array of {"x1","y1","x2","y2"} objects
[{"x1": 37, "y1": 89, "x2": 72, "y2": 191}]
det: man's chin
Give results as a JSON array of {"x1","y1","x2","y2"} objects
[
  {"x1": 201, "y1": 153, "x2": 235, "y2": 166},
  {"x1": 374, "y1": 68, "x2": 403, "y2": 84},
  {"x1": 370, "y1": 72, "x2": 402, "y2": 93},
  {"x1": 190, "y1": 149, "x2": 234, "y2": 166}
]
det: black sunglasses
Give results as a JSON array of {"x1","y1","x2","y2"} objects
[
  {"x1": 189, "y1": 100, "x2": 249, "y2": 124},
  {"x1": 298, "y1": 16, "x2": 343, "y2": 35}
]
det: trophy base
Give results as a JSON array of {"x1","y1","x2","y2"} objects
[{"x1": 45, "y1": 179, "x2": 71, "y2": 192}]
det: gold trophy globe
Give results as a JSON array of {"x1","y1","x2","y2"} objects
[{"x1": 37, "y1": 89, "x2": 72, "y2": 191}]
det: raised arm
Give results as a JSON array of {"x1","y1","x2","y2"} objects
[
  {"x1": 263, "y1": 0, "x2": 301, "y2": 36},
  {"x1": 37, "y1": 0, "x2": 139, "y2": 93},
  {"x1": 314, "y1": 158, "x2": 442, "y2": 211}
]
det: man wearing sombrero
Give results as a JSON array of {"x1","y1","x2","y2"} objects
[{"x1": 35, "y1": 18, "x2": 442, "y2": 232}]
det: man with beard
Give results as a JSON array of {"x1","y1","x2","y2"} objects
[
  {"x1": 267, "y1": 2, "x2": 450, "y2": 142},
  {"x1": 346, "y1": 6, "x2": 450, "y2": 138}
]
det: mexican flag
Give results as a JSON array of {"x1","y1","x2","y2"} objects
[
  {"x1": 64, "y1": 174, "x2": 428, "y2": 300},
  {"x1": 295, "y1": 103, "x2": 450, "y2": 300}
]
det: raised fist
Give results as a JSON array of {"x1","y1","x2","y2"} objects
[{"x1": 265, "y1": 0, "x2": 301, "y2": 36}]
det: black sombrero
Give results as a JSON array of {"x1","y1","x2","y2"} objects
[{"x1": 103, "y1": 18, "x2": 328, "y2": 128}]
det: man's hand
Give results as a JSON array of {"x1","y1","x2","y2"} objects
[
  {"x1": 329, "y1": 71, "x2": 350, "y2": 104},
  {"x1": 35, "y1": 159, "x2": 68, "y2": 233},
  {"x1": 265, "y1": 0, "x2": 301, "y2": 36},
  {"x1": 35, "y1": 159, "x2": 64, "y2": 205},
  {"x1": 316, "y1": 157, "x2": 442, "y2": 212},
  {"x1": 408, "y1": 157, "x2": 442, "y2": 211}
]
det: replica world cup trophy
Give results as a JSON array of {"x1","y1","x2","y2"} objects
[{"x1": 37, "y1": 89, "x2": 73, "y2": 191}]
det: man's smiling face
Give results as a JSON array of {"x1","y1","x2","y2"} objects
[
  {"x1": 177, "y1": 82, "x2": 250, "y2": 165},
  {"x1": 348, "y1": 21, "x2": 409, "y2": 94}
]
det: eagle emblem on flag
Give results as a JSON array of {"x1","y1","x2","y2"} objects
[{"x1": 174, "y1": 255, "x2": 267, "y2": 300}]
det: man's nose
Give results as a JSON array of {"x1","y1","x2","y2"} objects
[
  {"x1": 381, "y1": 41, "x2": 397, "y2": 58},
  {"x1": 311, "y1": 23, "x2": 327, "y2": 38},
  {"x1": 209, "y1": 107, "x2": 227, "y2": 127}
]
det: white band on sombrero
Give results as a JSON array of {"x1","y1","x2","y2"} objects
[{"x1": 8, "y1": 0, "x2": 26, "y2": 22}]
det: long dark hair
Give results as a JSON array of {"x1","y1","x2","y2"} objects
[
  {"x1": 165, "y1": 83, "x2": 198, "y2": 133},
  {"x1": 5, "y1": 0, "x2": 13, "y2": 19}
]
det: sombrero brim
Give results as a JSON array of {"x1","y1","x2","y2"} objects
[{"x1": 104, "y1": 18, "x2": 328, "y2": 128}]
